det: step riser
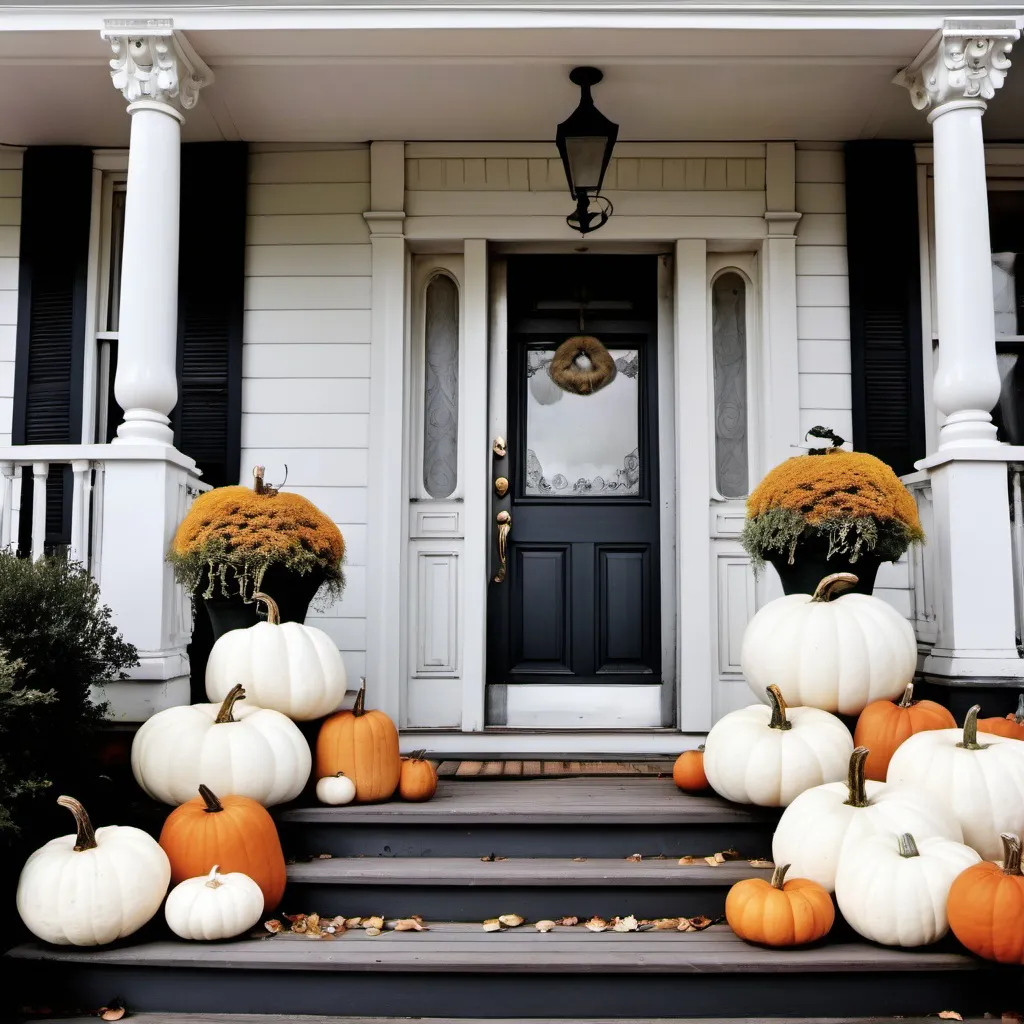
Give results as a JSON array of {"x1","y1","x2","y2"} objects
[
  {"x1": 21, "y1": 962, "x2": 1014, "y2": 1019},
  {"x1": 281, "y1": 882, "x2": 736, "y2": 920},
  {"x1": 282, "y1": 823, "x2": 776, "y2": 860}
]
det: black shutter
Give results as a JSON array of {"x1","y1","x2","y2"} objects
[
  {"x1": 13, "y1": 147, "x2": 92, "y2": 553},
  {"x1": 845, "y1": 140, "x2": 926, "y2": 476},
  {"x1": 173, "y1": 142, "x2": 247, "y2": 488}
]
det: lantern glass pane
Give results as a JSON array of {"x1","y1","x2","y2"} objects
[{"x1": 565, "y1": 137, "x2": 607, "y2": 192}]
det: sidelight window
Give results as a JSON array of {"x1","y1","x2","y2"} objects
[
  {"x1": 422, "y1": 272, "x2": 460, "y2": 499},
  {"x1": 711, "y1": 270, "x2": 749, "y2": 499}
]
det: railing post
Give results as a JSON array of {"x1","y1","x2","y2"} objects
[
  {"x1": 70, "y1": 460, "x2": 91, "y2": 566},
  {"x1": 0, "y1": 461, "x2": 13, "y2": 551},
  {"x1": 1011, "y1": 464, "x2": 1024, "y2": 652},
  {"x1": 30, "y1": 462, "x2": 48, "y2": 561}
]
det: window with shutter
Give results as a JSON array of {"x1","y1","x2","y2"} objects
[
  {"x1": 846, "y1": 141, "x2": 926, "y2": 477},
  {"x1": 13, "y1": 147, "x2": 92, "y2": 554}
]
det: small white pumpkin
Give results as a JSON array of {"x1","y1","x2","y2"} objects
[
  {"x1": 887, "y1": 704, "x2": 1024, "y2": 860},
  {"x1": 131, "y1": 684, "x2": 311, "y2": 807},
  {"x1": 165, "y1": 865, "x2": 265, "y2": 941},
  {"x1": 17, "y1": 796, "x2": 171, "y2": 946},
  {"x1": 316, "y1": 772, "x2": 357, "y2": 806},
  {"x1": 703, "y1": 684, "x2": 853, "y2": 807},
  {"x1": 206, "y1": 592, "x2": 347, "y2": 722},
  {"x1": 772, "y1": 746, "x2": 963, "y2": 891},
  {"x1": 835, "y1": 832, "x2": 981, "y2": 947},
  {"x1": 741, "y1": 573, "x2": 917, "y2": 716}
]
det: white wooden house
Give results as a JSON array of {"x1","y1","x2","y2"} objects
[{"x1": 0, "y1": 0, "x2": 1023, "y2": 753}]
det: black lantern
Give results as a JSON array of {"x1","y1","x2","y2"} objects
[{"x1": 556, "y1": 67, "x2": 618, "y2": 235}]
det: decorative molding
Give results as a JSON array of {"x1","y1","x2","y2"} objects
[
  {"x1": 406, "y1": 156, "x2": 765, "y2": 193},
  {"x1": 895, "y1": 19, "x2": 1019, "y2": 113},
  {"x1": 764, "y1": 210, "x2": 802, "y2": 237},
  {"x1": 363, "y1": 210, "x2": 406, "y2": 238},
  {"x1": 101, "y1": 19, "x2": 213, "y2": 110}
]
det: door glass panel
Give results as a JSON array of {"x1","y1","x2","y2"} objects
[{"x1": 524, "y1": 347, "x2": 640, "y2": 496}]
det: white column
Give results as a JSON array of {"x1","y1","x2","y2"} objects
[
  {"x1": 101, "y1": 23, "x2": 212, "y2": 445},
  {"x1": 896, "y1": 20, "x2": 1024, "y2": 683}
]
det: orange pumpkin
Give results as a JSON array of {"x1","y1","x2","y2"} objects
[
  {"x1": 853, "y1": 683, "x2": 955, "y2": 781},
  {"x1": 725, "y1": 864, "x2": 834, "y2": 947},
  {"x1": 159, "y1": 785, "x2": 286, "y2": 913},
  {"x1": 673, "y1": 746, "x2": 709, "y2": 792},
  {"x1": 316, "y1": 679, "x2": 401, "y2": 803},
  {"x1": 978, "y1": 693, "x2": 1024, "y2": 741},
  {"x1": 948, "y1": 832, "x2": 1024, "y2": 963},
  {"x1": 399, "y1": 750, "x2": 438, "y2": 802}
]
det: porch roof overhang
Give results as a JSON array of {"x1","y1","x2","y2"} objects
[{"x1": 0, "y1": 4, "x2": 1022, "y2": 145}]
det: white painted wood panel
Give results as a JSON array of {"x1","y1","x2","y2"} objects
[
  {"x1": 244, "y1": 343, "x2": 370, "y2": 378},
  {"x1": 242, "y1": 377, "x2": 370, "y2": 414},
  {"x1": 247, "y1": 214, "x2": 370, "y2": 245},
  {"x1": 716, "y1": 553, "x2": 756, "y2": 676},
  {"x1": 312, "y1": 616, "x2": 367, "y2": 652},
  {"x1": 248, "y1": 149, "x2": 369, "y2": 184},
  {"x1": 800, "y1": 408, "x2": 854, "y2": 441},
  {"x1": 798, "y1": 339, "x2": 852, "y2": 375},
  {"x1": 308, "y1": 565, "x2": 366, "y2": 618},
  {"x1": 0, "y1": 226, "x2": 19, "y2": 258},
  {"x1": 248, "y1": 183, "x2": 370, "y2": 216},
  {"x1": 503, "y1": 685, "x2": 663, "y2": 729},
  {"x1": 240, "y1": 413, "x2": 369, "y2": 449},
  {"x1": 413, "y1": 550, "x2": 459, "y2": 675},
  {"x1": 0, "y1": 170, "x2": 22, "y2": 197},
  {"x1": 239, "y1": 447, "x2": 368, "y2": 487},
  {"x1": 795, "y1": 150, "x2": 845, "y2": 184},
  {"x1": 244, "y1": 276, "x2": 371, "y2": 311},
  {"x1": 243, "y1": 309, "x2": 371, "y2": 345},
  {"x1": 0, "y1": 149, "x2": 17, "y2": 443},
  {"x1": 797, "y1": 306, "x2": 851, "y2": 341},
  {"x1": 798, "y1": 373, "x2": 852, "y2": 410},
  {"x1": 0, "y1": 291, "x2": 16, "y2": 325},
  {"x1": 795, "y1": 275, "x2": 849, "y2": 307},
  {"x1": 338, "y1": 524, "x2": 367, "y2": 566},
  {"x1": 795, "y1": 213, "x2": 847, "y2": 246},
  {"x1": 245, "y1": 244, "x2": 371, "y2": 278},
  {"x1": 286, "y1": 485, "x2": 367, "y2": 524},
  {"x1": 795, "y1": 182, "x2": 846, "y2": 215},
  {"x1": 795, "y1": 245, "x2": 848, "y2": 276},
  {"x1": 0, "y1": 257, "x2": 17, "y2": 290}
]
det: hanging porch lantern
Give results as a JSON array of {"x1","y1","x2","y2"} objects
[{"x1": 556, "y1": 66, "x2": 618, "y2": 235}]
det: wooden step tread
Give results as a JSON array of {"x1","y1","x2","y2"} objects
[
  {"x1": 287, "y1": 856, "x2": 772, "y2": 886},
  {"x1": 280, "y1": 778, "x2": 775, "y2": 826},
  {"x1": 7, "y1": 923, "x2": 985, "y2": 974}
]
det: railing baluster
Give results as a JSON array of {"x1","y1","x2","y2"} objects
[
  {"x1": 70, "y1": 460, "x2": 90, "y2": 565},
  {"x1": 0, "y1": 461, "x2": 13, "y2": 551},
  {"x1": 1010, "y1": 465, "x2": 1024, "y2": 652},
  {"x1": 90, "y1": 462, "x2": 105, "y2": 583},
  {"x1": 30, "y1": 462, "x2": 48, "y2": 561}
]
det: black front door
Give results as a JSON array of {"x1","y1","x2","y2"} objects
[{"x1": 487, "y1": 255, "x2": 662, "y2": 708}]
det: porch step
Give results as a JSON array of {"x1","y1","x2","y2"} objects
[
  {"x1": 284, "y1": 855, "x2": 771, "y2": 918},
  {"x1": 27, "y1": 1018, "x2": 999, "y2": 1024},
  {"x1": 279, "y1": 778, "x2": 778, "y2": 858},
  {"x1": 9, "y1": 923, "x2": 1017, "y2": 1019}
]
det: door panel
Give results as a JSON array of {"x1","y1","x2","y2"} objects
[{"x1": 488, "y1": 255, "x2": 662, "y2": 716}]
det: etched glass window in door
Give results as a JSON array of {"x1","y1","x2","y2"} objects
[
  {"x1": 422, "y1": 273, "x2": 459, "y2": 498},
  {"x1": 525, "y1": 347, "x2": 640, "y2": 496},
  {"x1": 712, "y1": 272, "x2": 749, "y2": 498}
]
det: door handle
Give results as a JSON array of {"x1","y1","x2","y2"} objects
[{"x1": 493, "y1": 511, "x2": 511, "y2": 583}]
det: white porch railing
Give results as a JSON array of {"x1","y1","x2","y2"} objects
[
  {"x1": 1010, "y1": 463, "x2": 1024, "y2": 655},
  {"x1": 901, "y1": 470, "x2": 938, "y2": 650},
  {"x1": 0, "y1": 448, "x2": 106, "y2": 572}
]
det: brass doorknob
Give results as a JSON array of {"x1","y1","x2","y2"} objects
[
  {"x1": 492, "y1": 436, "x2": 507, "y2": 458},
  {"x1": 493, "y1": 511, "x2": 512, "y2": 583},
  {"x1": 494, "y1": 476, "x2": 509, "y2": 498}
]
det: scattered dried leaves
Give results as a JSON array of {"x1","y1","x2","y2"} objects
[
  {"x1": 480, "y1": 853, "x2": 508, "y2": 862},
  {"x1": 678, "y1": 856, "x2": 696, "y2": 865},
  {"x1": 482, "y1": 919, "x2": 503, "y2": 932},
  {"x1": 394, "y1": 918, "x2": 427, "y2": 931},
  {"x1": 317, "y1": 853, "x2": 333, "y2": 860},
  {"x1": 362, "y1": 916, "x2": 385, "y2": 931},
  {"x1": 748, "y1": 859, "x2": 773, "y2": 868},
  {"x1": 625, "y1": 853, "x2": 643, "y2": 862},
  {"x1": 535, "y1": 920, "x2": 556, "y2": 933},
  {"x1": 498, "y1": 914, "x2": 524, "y2": 928},
  {"x1": 99, "y1": 1001, "x2": 126, "y2": 1022},
  {"x1": 556, "y1": 916, "x2": 579, "y2": 927},
  {"x1": 938, "y1": 1013, "x2": 963, "y2": 1021},
  {"x1": 584, "y1": 916, "x2": 609, "y2": 933},
  {"x1": 612, "y1": 915, "x2": 639, "y2": 933},
  {"x1": 678, "y1": 916, "x2": 716, "y2": 932},
  {"x1": 364, "y1": 927, "x2": 382, "y2": 937},
  {"x1": 264, "y1": 919, "x2": 283, "y2": 934},
  {"x1": 652, "y1": 918, "x2": 680, "y2": 930}
]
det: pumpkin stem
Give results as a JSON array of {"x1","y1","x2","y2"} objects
[
  {"x1": 1014, "y1": 694, "x2": 1024, "y2": 725},
  {"x1": 205, "y1": 865, "x2": 223, "y2": 889},
  {"x1": 253, "y1": 465, "x2": 266, "y2": 495},
  {"x1": 766, "y1": 685, "x2": 792, "y2": 732},
  {"x1": 198, "y1": 784, "x2": 224, "y2": 813},
  {"x1": 215, "y1": 684, "x2": 246, "y2": 724},
  {"x1": 1001, "y1": 833, "x2": 1023, "y2": 876},
  {"x1": 57, "y1": 795, "x2": 97, "y2": 852},
  {"x1": 843, "y1": 747, "x2": 871, "y2": 808},
  {"x1": 252, "y1": 591, "x2": 280, "y2": 626},
  {"x1": 897, "y1": 833, "x2": 920, "y2": 858},
  {"x1": 897, "y1": 683, "x2": 915, "y2": 709},
  {"x1": 811, "y1": 573, "x2": 858, "y2": 603},
  {"x1": 697, "y1": 743, "x2": 705, "y2": 753},
  {"x1": 410, "y1": 749, "x2": 426, "y2": 760},
  {"x1": 770, "y1": 864, "x2": 790, "y2": 889},
  {"x1": 353, "y1": 678, "x2": 367, "y2": 717},
  {"x1": 957, "y1": 704, "x2": 988, "y2": 751}
]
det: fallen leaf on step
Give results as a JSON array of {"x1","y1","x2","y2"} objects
[
  {"x1": 345, "y1": 917, "x2": 363, "y2": 928},
  {"x1": 938, "y1": 1013, "x2": 963, "y2": 1021},
  {"x1": 713, "y1": 852, "x2": 727, "y2": 864},
  {"x1": 748, "y1": 859, "x2": 773, "y2": 868},
  {"x1": 317, "y1": 853, "x2": 333, "y2": 860},
  {"x1": 264, "y1": 919, "x2": 283, "y2": 934},
  {"x1": 720, "y1": 849, "x2": 741, "y2": 861},
  {"x1": 704, "y1": 856, "x2": 720, "y2": 867},
  {"x1": 688, "y1": 916, "x2": 715, "y2": 931},
  {"x1": 584, "y1": 916, "x2": 608, "y2": 932},
  {"x1": 499, "y1": 914, "x2": 524, "y2": 928},
  {"x1": 481, "y1": 853, "x2": 495, "y2": 862},
  {"x1": 319, "y1": 930, "x2": 336, "y2": 940},
  {"x1": 612, "y1": 915, "x2": 639, "y2": 932},
  {"x1": 283, "y1": 913, "x2": 306, "y2": 923},
  {"x1": 483, "y1": 919, "x2": 503, "y2": 932},
  {"x1": 394, "y1": 918, "x2": 427, "y2": 931},
  {"x1": 290, "y1": 919, "x2": 308, "y2": 934},
  {"x1": 364, "y1": 927, "x2": 382, "y2": 937},
  {"x1": 556, "y1": 916, "x2": 578, "y2": 927},
  {"x1": 99, "y1": 1000, "x2": 126, "y2": 1022},
  {"x1": 652, "y1": 918, "x2": 680, "y2": 930},
  {"x1": 535, "y1": 920, "x2": 556, "y2": 932},
  {"x1": 362, "y1": 916, "x2": 385, "y2": 931},
  {"x1": 572, "y1": 857, "x2": 587, "y2": 862},
  {"x1": 1002, "y1": 1014, "x2": 1022, "y2": 1023},
  {"x1": 678, "y1": 856, "x2": 696, "y2": 865},
  {"x1": 306, "y1": 913, "x2": 322, "y2": 936},
  {"x1": 625, "y1": 853, "x2": 643, "y2": 862}
]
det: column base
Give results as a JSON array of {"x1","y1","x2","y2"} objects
[{"x1": 915, "y1": 670, "x2": 1024, "y2": 722}]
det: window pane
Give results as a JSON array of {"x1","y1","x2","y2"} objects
[
  {"x1": 107, "y1": 186, "x2": 127, "y2": 333},
  {"x1": 423, "y1": 274, "x2": 459, "y2": 498},
  {"x1": 712, "y1": 272, "x2": 749, "y2": 498},
  {"x1": 988, "y1": 190, "x2": 1024, "y2": 336}
]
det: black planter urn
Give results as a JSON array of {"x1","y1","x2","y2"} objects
[{"x1": 767, "y1": 532, "x2": 884, "y2": 597}]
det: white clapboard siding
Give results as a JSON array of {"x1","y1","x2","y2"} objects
[
  {"x1": 242, "y1": 147, "x2": 372, "y2": 665},
  {"x1": 0, "y1": 149, "x2": 20, "y2": 446}
]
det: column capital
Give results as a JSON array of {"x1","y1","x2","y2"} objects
[
  {"x1": 101, "y1": 19, "x2": 213, "y2": 111},
  {"x1": 895, "y1": 19, "x2": 1019, "y2": 115}
]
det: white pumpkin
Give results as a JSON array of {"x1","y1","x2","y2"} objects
[
  {"x1": 164, "y1": 865, "x2": 265, "y2": 941},
  {"x1": 17, "y1": 796, "x2": 170, "y2": 946},
  {"x1": 741, "y1": 573, "x2": 917, "y2": 715},
  {"x1": 835, "y1": 832, "x2": 981, "y2": 947},
  {"x1": 131, "y1": 684, "x2": 311, "y2": 807},
  {"x1": 316, "y1": 772, "x2": 357, "y2": 806},
  {"x1": 772, "y1": 746, "x2": 963, "y2": 891},
  {"x1": 703, "y1": 685, "x2": 854, "y2": 807},
  {"x1": 887, "y1": 704, "x2": 1024, "y2": 860},
  {"x1": 206, "y1": 592, "x2": 347, "y2": 722}
]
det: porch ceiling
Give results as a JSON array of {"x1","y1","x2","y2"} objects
[{"x1": 1, "y1": 23, "x2": 1023, "y2": 146}]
